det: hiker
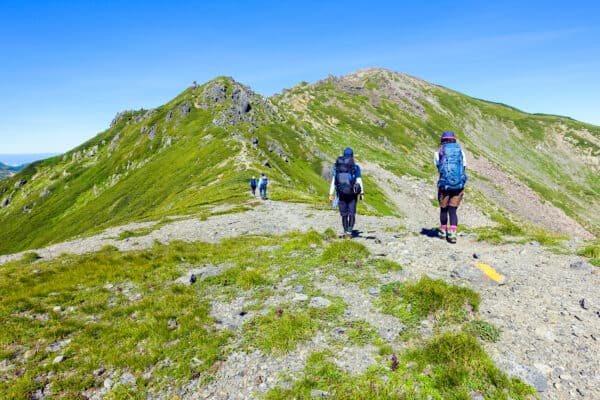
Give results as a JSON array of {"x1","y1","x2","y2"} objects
[
  {"x1": 434, "y1": 131, "x2": 467, "y2": 243},
  {"x1": 258, "y1": 173, "x2": 268, "y2": 200},
  {"x1": 329, "y1": 147, "x2": 364, "y2": 238},
  {"x1": 249, "y1": 176, "x2": 257, "y2": 197}
]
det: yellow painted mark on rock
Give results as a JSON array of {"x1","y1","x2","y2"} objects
[{"x1": 470, "y1": 262, "x2": 505, "y2": 283}]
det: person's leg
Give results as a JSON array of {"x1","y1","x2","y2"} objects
[
  {"x1": 440, "y1": 207, "x2": 448, "y2": 227},
  {"x1": 347, "y1": 196, "x2": 357, "y2": 233},
  {"x1": 338, "y1": 198, "x2": 349, "y2": 233},
  {"x1": 448, "y1": 206, "x2": 458, "y2": 228},
  {"x1": 447, "y1": 189, "x2": 463, "y2": 243},
  {"x1": 438, "y1": 188, "x2": 449, "y2": 238},
  {"x1": 447, "y1": 206, "x2": 458, "y2": 243}
]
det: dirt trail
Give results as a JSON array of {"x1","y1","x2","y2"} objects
[{"x1": 1, "y1": 199, "x2": 598, "y2": 399}]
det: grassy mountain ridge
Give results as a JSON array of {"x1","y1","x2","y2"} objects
[
  {"x1": 0, "y1": 68, "x2": 598, "y2": 255},
  {"x1": 273, "y1": 69, "x2": 599, "y2": 235}
]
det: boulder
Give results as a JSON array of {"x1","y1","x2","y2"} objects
[
  {"x1": 309, "y1": 297, "x2": 332, "y2": 308},
  {"x1": 110, "y1": 111, "x2": 127, "y2": 127},
  {"x1": 108, "y1": 133, "x2": 120, "y2": 151},
  {"x1": 178, "y1": 100, "x2": 192, "y2": 118},
  {"x1": 147, "y1": 125, "x2": 157, "y2": 140},
  {"x1": 88, "y1": 145, "x2": 98, "y2": 157}
]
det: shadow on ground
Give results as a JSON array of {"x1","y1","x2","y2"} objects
[{"x1": 420, "y1": 228, "x2": 440, "y2": 238}]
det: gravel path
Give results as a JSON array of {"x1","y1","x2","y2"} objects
[{"x1": 1, "y1": 199, "x2": 598, "y2": 399}]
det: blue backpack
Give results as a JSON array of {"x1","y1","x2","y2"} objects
[
  {"x1": 438, "y1": 143, "x2": 467, "y2": 190},
  {"x1": 335, "y1": 156, "x2": 357, "y2": 195}
]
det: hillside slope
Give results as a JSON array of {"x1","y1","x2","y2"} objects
[{"x1": 0, "y1": 68, "x2": 598, "y2": 255}]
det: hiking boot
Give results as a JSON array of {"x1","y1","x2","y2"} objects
[
  {"x1": 345, "y1": 230, "x2": 353, "y2": 239},
  {"x1": 447, "y1": 230, "x2": 457, "y2": 244},
  {"x1": 437, "y1": 228, "x2": 447, "y2": 239}
]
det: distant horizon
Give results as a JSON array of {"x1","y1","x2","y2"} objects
[{"x1": 0, "y1": 153, "x2": 60, "y2": 166}]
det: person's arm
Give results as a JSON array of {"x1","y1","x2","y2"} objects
[
  {"x1": 434, "y1": 151, "x2": 440, "y2": 168},
  {"x1": 355, "y1": 165, "x2": 364, "y2": 199},
  {"x1": 461, "y1": 149, "x2": 467, "y2": 170}
]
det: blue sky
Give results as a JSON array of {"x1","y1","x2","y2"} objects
[{"x1": 1, "y1": 0, "x2": 599, "y2": 154}]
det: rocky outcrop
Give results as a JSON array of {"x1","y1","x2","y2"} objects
[
  {"x1": 178, "y1": 100, "x2": 192, "y2": 118},
  {"x1": 203, "y1": 82, "x2": 228, "y2": 105},
  {"x1": 108, "y1": 133, "x2": 120, "y2": 151},
  {"x1": 132, "y1": 109, "x2": 155, "y2": 124},
  {"x1": 267, "y1": 139, "x2": 289, "y2": 162},
  {"x1": 232, "y1": 87, "x2": 252, "y2": 114},
  {"x1": 40, "y1": 187, "x2": 51, "y2": 198},
  {"x1": 110, "y1": 111, "x2": 127, "y2": 127},
  {"x1": 147, "y1": 125, "x2": 158, "y2": 140}
]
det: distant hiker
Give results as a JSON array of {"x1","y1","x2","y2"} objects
[
  {"x1": 329, "y1": 147, "x2": 364, "y2": 238},
  {"x1": 249, "y1": 176, "x2": 258, "y2": 197},
  {"x1": 434, "y1": 131, "x2": 467, "y2": 243},
  {"x1": 258, "y1": 173, "x2": 268, "y2": 200}
]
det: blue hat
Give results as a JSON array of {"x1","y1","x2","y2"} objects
[
  {"x1": 441, "y1": 131, "x2": 456, "y2": 141},
  {"x1": 343, "y1": 147, "x2": 354, "y2": 156}
]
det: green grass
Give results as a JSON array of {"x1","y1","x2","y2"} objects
[
  {"x1": 20, "y1": 252, "x2": 42, "y2": 263},
  {"x1": 264, "y1": 334, "x2": 536, "y2": 399},
  {"x1": 242, "y1": 298, "x2": 346, "y2": 355},
  {"x1": 342, "y1": 320, "x2": 383, "y2": 346},
  {"x1": 463, "y1": 320, "x2": 502, "y2": 342},
  {"x1": 321, "y1": 240, "x2": 370, "y2": 264},
  {"x1": 370, "y1": 258, "x2": 403, "y2": 274},
  {"x1": 377, "y1": 277, "x2": 480, "y2": 329},
  {"x1": 466, "y1": 212, "x2": 569, "y2": 246},
  {"x1": 577, "y1": 242, "x2": 600, "y2": 267}
]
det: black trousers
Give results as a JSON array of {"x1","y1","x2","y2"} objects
[{"x1": 338, "y1": 194, "x2": 358, "y2": 231}]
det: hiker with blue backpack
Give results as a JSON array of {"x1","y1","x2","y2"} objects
[
  {"x1": 258, "y1": 173, "x2": 268, "y2": 200},
  {"x1": 249, "y1": 176, "x2": 258, "y2": 197},
  {"x1": 329, "y1": 147, "x2": 364, "y2": 239},
  {"x1": 435, "y1": 131, "x2": 467, "y2": 243}
]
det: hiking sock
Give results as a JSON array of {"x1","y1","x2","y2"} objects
[
  {"x1": 448, "y1": 206, "x2": 458, "y2": 226},
  {"x1": 439, "y1": 224, "x2": 447, "y2": 238},
  {"x1": 440, "y1": 207, "x2": 448, "y2": 226}
]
